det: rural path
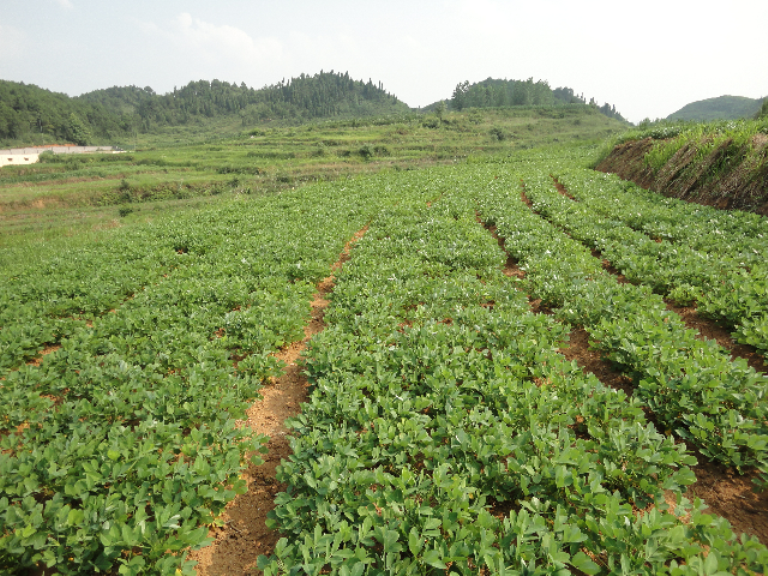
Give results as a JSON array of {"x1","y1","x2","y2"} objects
[{"x1": 190, "y1": 226, "x2": 368, "y2": 576}]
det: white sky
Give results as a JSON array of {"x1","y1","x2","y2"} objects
[{"x1": 1, "y1": 0, "x2": 766, "y2": 124}]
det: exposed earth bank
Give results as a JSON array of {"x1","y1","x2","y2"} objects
[{"x1": 595, "y1": 136, "x2": 768, "y2": 215}]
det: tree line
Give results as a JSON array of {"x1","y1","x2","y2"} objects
[
  {"x1": 450, "y1": 78, "x2": 626, "y2": 121},
  {"x1": 0, "y1": 81, "x2": 118, "y2": 145},
  {"x1": 0, "y1": 71, "x2": 409, "y2": 144},
  {"x1": 82, "y1": 71, "x2": 409, "y2": 131}
]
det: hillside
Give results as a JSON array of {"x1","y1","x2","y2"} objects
[
  {"x1": 594, "y1": 119, "x2": 768, "y2": 214},
  {"x1": 0, "y1": 106, "x2": 626, "y2": 243},
  {"x1": 1, "y1": 72, "x2": 632, "y2": 147},
  {"x1": 0, "y1": 72, "x2": 408, "y2": 146},
  {"x1": 78, "y1": 72, "x2": 409, "y2": 130},
  {"x1": 667, "y1": 95, "x2": 765, "y2": 121},
  {"x1": 443, "y1": 77, "x2": 627, "y2": 122},
  {"x1": 0, "y1": 81, "x2": 123, "y2": 145}
]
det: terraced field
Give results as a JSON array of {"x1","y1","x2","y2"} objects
[{"x1": 1, "y1": 150, "x2": 767, "y2": 575}]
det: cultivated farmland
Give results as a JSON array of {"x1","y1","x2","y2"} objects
[{"x1": 1, "y1": 149, "x2": 768, "y2": 575}]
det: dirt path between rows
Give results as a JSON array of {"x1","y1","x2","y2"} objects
[
  {"x1": 479, "y1": 212, "x2": 635, "y2": 398},
  {"x1": 190, "y1": 226, "x2": 368, "y2": 576},
  {"x1": 550, "y1": 175, "x2": 768, "y2": 375},
  {"x1": 666, "y1": 301, "x2": 768, "y2": 375}
]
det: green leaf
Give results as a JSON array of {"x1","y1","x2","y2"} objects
[
  {"x1": 408, "y1": 528, "x2": 423, "y2": 556},
  {"x1": 570, "y1": 551, "x2": 600, "y2": 575},
  {"x1": 423, "y1": 550, "x2": 447, "y2": 570}
]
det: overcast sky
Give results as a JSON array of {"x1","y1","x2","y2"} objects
[{"x1": 1, "y1": 0, "x2": 766, "y2": 124}]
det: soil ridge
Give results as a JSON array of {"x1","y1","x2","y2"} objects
[
  {"x1": 595, "y1": 137, "x2": 768, "y2": 215},
  {"x1": 190, "y1": 226, "x2": 369, "y2": 575}
]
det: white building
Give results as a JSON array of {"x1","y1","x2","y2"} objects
[{"x1": 0, "y1": 146, "x2": 120, "y2": 168}]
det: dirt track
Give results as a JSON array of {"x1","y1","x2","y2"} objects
[{"x1": 191, "y1": 227, "x2": 368, "y2": 575}]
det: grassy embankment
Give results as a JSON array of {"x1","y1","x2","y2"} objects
[
  {"x1": 0, "y1": 106, "x2": 624, "y2": 250},
  {"x1": 593, "y1": 118, "x2": 768, "y2": 213}
]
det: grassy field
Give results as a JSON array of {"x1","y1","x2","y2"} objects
[{"x1": 0, "y1": 106, "x2": 624, "y2": 248}]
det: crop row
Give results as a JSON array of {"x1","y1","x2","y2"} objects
[
  {"x1": 0, "y1": 239, "x2": 175, "y2": 376},
  {"x1": 259, "y1": 169, "x2": 767, "y2": 575},
  {"x1": 552, "y1": 168, "x2": 768, "y2": 357},
  {"x1": 0, "y1": 175, "x2": 432, "y2": 574},
  {"x1": 477, "y1": 167, "x2": 768, "y2": 489},
  {"x1": 560, "y1": 170, "x2": 768, "y2": 263}
]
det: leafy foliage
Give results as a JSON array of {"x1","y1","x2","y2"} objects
[
  {"x1": 0, "y1": 174, "x2": 413, "y2": 573},
  {"x1": 3, "y1": 147, "x2": 768, "y2": 574},
  {"x1": 449, "y1": 77, "x2": 626, "y2": 121},
  {"x1": 553, "y1": 168, "x2": 768, "y2": 355},
  {"x1": 0, "y1": 72, "x2": 408, "y2": 144},
  {"x1": 259, "y1": 167, "x2": 767, "y2": 574},
  {"x1": 478, "y1": 163, "x2": 768, "y2": 489}
]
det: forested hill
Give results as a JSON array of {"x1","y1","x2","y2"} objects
[
  {"x1": 79, "y1": 71, "x2": 409, "y2": 130},
  {"x1": 448, "y1": 77, "x2": 627, "y2": 121},
  {"x1": 0, "y1": 80, "x2": 121, "y2": 145},
  {"x1": 0, "y1": 71, "x2": 409, "y2": 144},
  {"x1": 666, "y1": 95, "x2": 765, "y2": 121}
]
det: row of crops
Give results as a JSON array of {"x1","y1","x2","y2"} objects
[
  {"x1": 259, "y1": 165, "x2": 768, "y2": 574},
  {"x1": 0, "y1": 175, "x2": 435, "y2": 574},
  {"x1": 552, "y1": 168, "x2": 768, "y2": 358},
  {"x1": 487, "y1": 169, "x2": 768, "y2": 481},
  {"x1": 2, "y1": 153, "x2": 768, "y2": 574}
]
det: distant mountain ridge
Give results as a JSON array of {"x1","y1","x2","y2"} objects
[
  {"x1": 667, "y1": 95, "x2": 765, "y2": 121},
  {"x1": 79, "y1": 72, "x2": 409, "y2": 131},
  {"x1": 1, "y1": 71, "x2": 628, "y2": 146},
  {"x1": 0, "y1": 72, "x2": 408, "y2": 144}
]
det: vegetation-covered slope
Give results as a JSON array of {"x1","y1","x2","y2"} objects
[
  {"x1": 594, "y1": 119, "x2": 768, "y2": 214},
  {"x1": 79, "y1": 71, "x2": 409, "y2": 131},
  {"x1": 667, "y1": 95, "x2": 765, "y2": 121},
  {"x1": 1, "y1": 72, "x2": 631, "y2": 147},
  {"x1": 0, "y1": 72, "x2": 408, "y2": 146},
  {"x1": 0, "y1": 81, "x2": 121, "y2": 145},
  {"x1": 0, "y1": 106, "x2": 627, "y2": 244},
  {"x1": 447, "y1": 77, "x2": 626, "y2": 121}
]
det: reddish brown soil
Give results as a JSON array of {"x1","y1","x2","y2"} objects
[
  {"x1": 26, "y1": 344, "x2": 61, "y2": 367},
  {"x1": 520, "y1": 188, "x2": 532, "y2": 207},
  {"x1": 551, "y1": 177, "x2": 576, "y2": 200},
  {"x1": 476, "y1": 213, "x2": 525, "y2": 281},
  {"x1": 686, "y1": 460, "x2": 768, "y2": 543},
  {"x1": 558, "y1": 328, "x2": 635, "y2": 398},
  {"x1": 188, "y1": 313, "x2": 318, "y2": 576},
  {"x1": 595, "y1": 137, "x2": 768, "y2": 216},
  {"x1": 666, "y1": 301, "x2": 768, "y2": 375},
  {"x1": 589, "y1": 248, "x2": 630, "y2": 284},
  {"x1": 190, "y1": 227, "x2": 367, "y2": 576}
]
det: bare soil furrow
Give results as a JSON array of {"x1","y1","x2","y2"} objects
[
  {"x1": 191, "y1": 227, "x2": 368, "y2": 576},
  {"x1": 551, "y1": 176, "x2": 576, "y2": 200},
  {"x1": 477, "y1": 213, "x2": 631, "y2": 395},
  {"x1": 666, "y1": 301, "x2": 768, "y2": 376}
]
